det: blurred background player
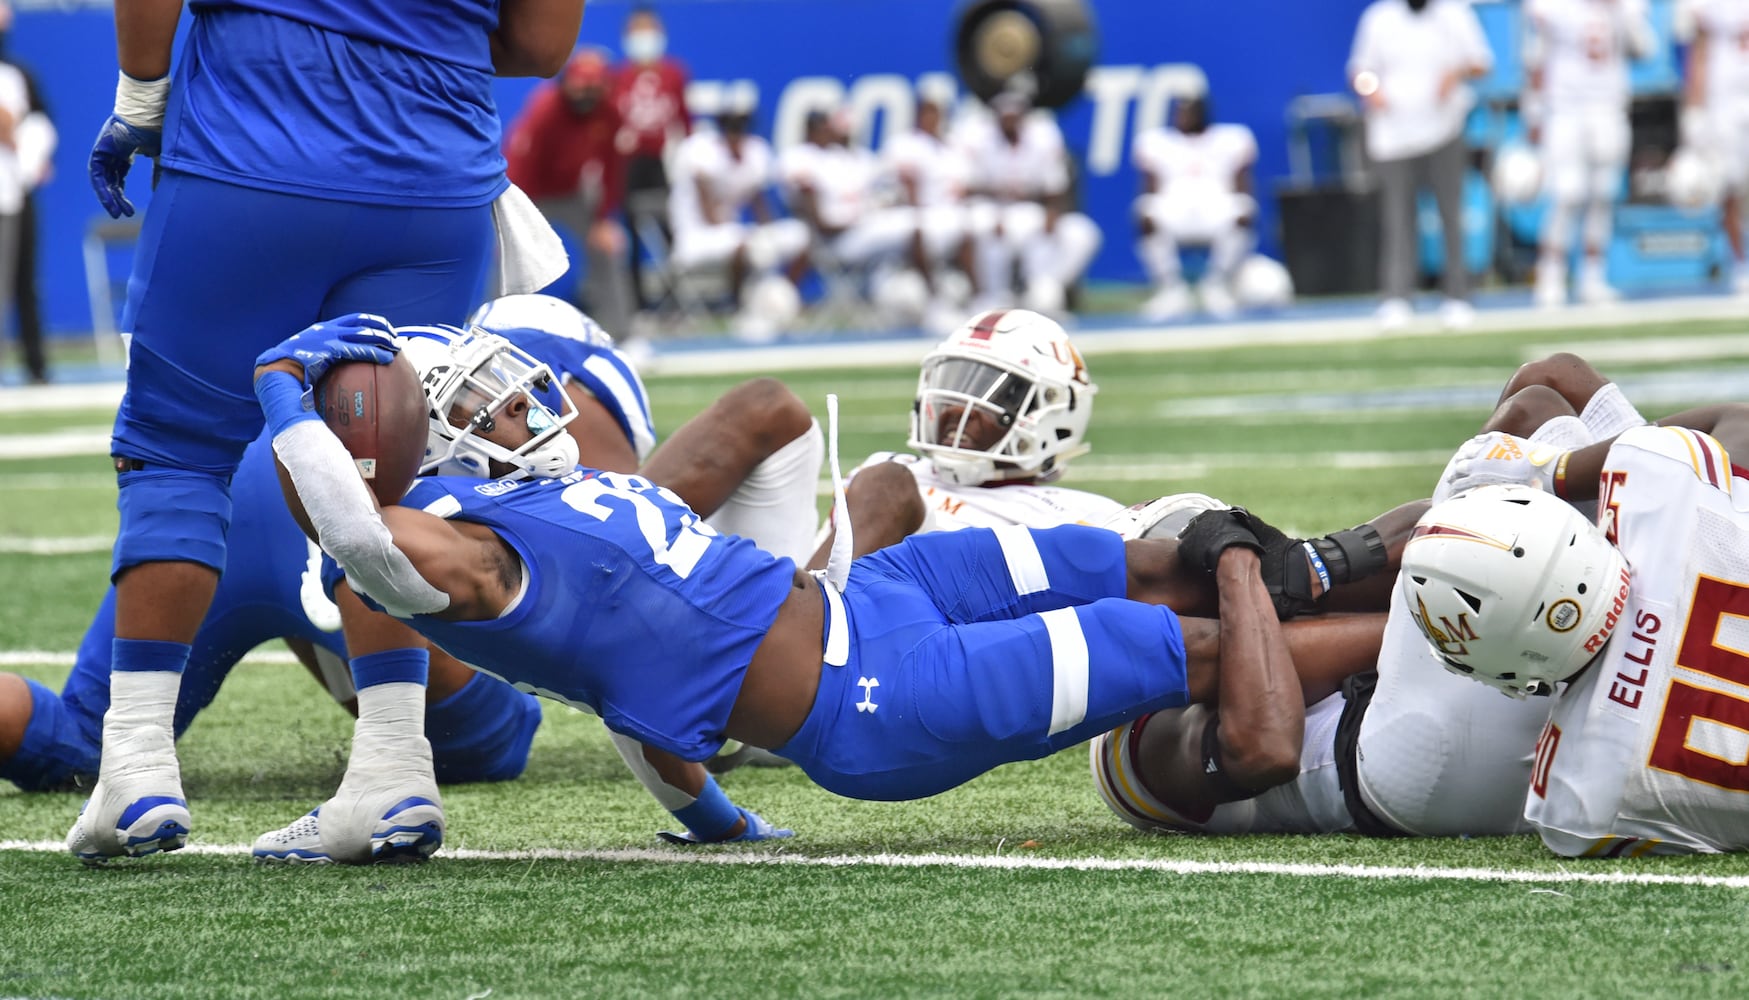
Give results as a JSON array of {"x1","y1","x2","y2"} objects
[
  {"x1": 1523, "y1": 0, "x2": 1652, "y2": 308},
  {"x1": 0, "y1": 0, "x2": 51, "y2": 386},
  {"x1": 667, "y1": 96, "x2": 809, "y2": 339},
  {"x1": 73, "y1": 0, "x2": 583, "y2": 863},
  {"x1": 780, "y1": 108, "x2": 914, "y2": 313},
  {"x1": 959, "y1": 90, "x2": 1102, "y2": 316},
  {"x1": 1682, "y1": 0, "x2": 1749, "y2": 293},
  {"x1": 505, "y1": 48, "x2": 636, "y2": 339},
  {"x1": 883, "y1": 91, "x2": 975, "y2": 333},
  {"x1": 1349, "y1": 0, "x2": 1494, "y2": 330},
  {"x1": 1132, "y1": 95, "x2": 1258, "y2": 321},
  {"x1": 611, "y1": 4, "x2": 691, "y2": 315}
]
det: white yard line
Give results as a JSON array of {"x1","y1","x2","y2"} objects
[
  {"x1": 0, "y1": 838, "x2": 1743, "y2": 887},
  {"x1": 0, "y1": 650, "x2": 299, "y2": 667},
  {"x1": 0, "y1": 536, "x2": 113, "y2": 555},
  {"x1": 0, "y1": 431, "x2": 112, "y2": 460}
]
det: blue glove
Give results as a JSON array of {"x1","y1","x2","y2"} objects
[
  {"x1": 658, "y1": 807, "x2": 794, "y2": 845},
  {"x1": 88, "y1": 115, "x2": 162, "y2": 219},
  {"x1": 254, "y1": 313, "x2": 399, "y2": 390}
]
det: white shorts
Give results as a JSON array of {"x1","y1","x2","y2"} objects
[
  {"x1": 1701, "y1": 102, "x2": 1749, "y2": 192},
  {"x1": 1134, "y1": 191, "x2": 1257, "y2": 243},
  {"x1": 1541, "y1": 105, "x2": 1630, "y2": 203},
  {"x1": 672, "y1": 219, "x2": 809, "y2": 272},
  {"x1": 827, "y1": 209, "x2": 917, "y2": 268},
  {"x1": 702, "y1": 420, "x2": 824, "y2": 565}
]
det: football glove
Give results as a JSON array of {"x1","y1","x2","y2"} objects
[
  {"x1": 89, "y1": 73, "x2": 171, "y2": 219},
  {"x1": 658, "y1": 807, "x2": 793, "y2": 845},
  {"x1": 1179, "y1": 507, "x2": 1330, "y2": 620},
  {"x1": 254, "y1": 313, "x2": 399, "y2": 390},
  {"x1": 1442, "y1": 431, "x2": 1566, "y2": 498}
]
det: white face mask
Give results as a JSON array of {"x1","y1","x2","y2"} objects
[{"x1": 624, "y1": 29, "x2": 666, "y2": 63}]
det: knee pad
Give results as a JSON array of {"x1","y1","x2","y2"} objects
[
  {"x1": 112, "y1": 467, "x2": 235, "y2": 577},
  {"x1": 427, "y1": 674, "x2": 543, "y2": 784},
  {"x1": 2, "y1": 679, "x2": 101, "y2": 792}
]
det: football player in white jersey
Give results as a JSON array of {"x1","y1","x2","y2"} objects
[
  {"x1": 884, "y1": 93, "x2": 977, "y2": 326},
  {"x1": 1683, "y1": 0, "x2": 1749, "y2": 291},
  {"x1": 1132, "y1": 96, "x2": 1260, "y2": 321},
  {"x1": 808, "y1": 309, "x2": 1116, "y2": 570},
  {"x1": 1523, "y1": 0, "x2": 1652, "y2": 307},
  {"x1": 666, "y1": 103, "x2": 809, "y2": 322},
  {"x1": 1092, "y1": 352, "x2": 1655, "y2": 838},
  {"x1": 780, "y1": 108, "x2": 914, "y2": 283},
  {"x1": 957, "y1": 91, "x2": 1103, "y2": 316},
  {"x1": 1408, "y1": 370, "x2": 1749, "y2": 856}
]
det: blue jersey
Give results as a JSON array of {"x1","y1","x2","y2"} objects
[
  {"x1": 382, "y1": 470, "x2": 797, "y2": 760},
  {"x1": 164, "y1": 4, "x2": 506, "y2": 206},
  {"x1": 496, "y1": 328, "x2": 657, "y2": 462}
]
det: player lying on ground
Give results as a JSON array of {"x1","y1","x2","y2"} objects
[
  {"x1": 56, "y1": 295, "x2": 824, "y2": 861},
  {"x1": 1096, "y1": 353, "x2": 1749, "y2": 844},
  {"x1": 1403, "y1": 357, "x2": 1749, "y2": 856},
  {"x1": 247, "y1": 313, "x2": 1367, "y2": 859},
  {"x1": 249, "y1": 315, "x2": 825, "y2": 861}
]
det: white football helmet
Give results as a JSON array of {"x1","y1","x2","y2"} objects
[
  {"x1": 395, "y1": 324, "x2": 581, "y2": 481},
  {"x1": 1491, "y1": 143, "x2": 1543, "y2": 206},
  {"x1": 1099, "y1": 493, "x2": 1227, "y2": 541},
  {"x1": 1232, "y1": 254, "x2": 1294, "y2": 310},
  {"x1": 1667, "y1": 147, "x2": 1724, "y2": 211},
  {"x1": 908, "y1": 308, "x2": 1096, "y2": 486},
  {"x1": 469, "y1": 294, "x2": 615, "y2": 348},
  {"x1": 1398, "y1": 484, "x2": 1630, "y2": 698}
]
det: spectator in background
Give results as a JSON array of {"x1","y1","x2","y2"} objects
[
  {"x1": 1682, "y1": 0, "x2": 1749, "y2": 294},
  {"x1": 958, "y1": 89, "x2": 1102, "y2": 316},
  {"x1": 505, "y1": 48, "x2": 635, "y2": 337},
  {"x1": 780, "y1": 109, "x2": 913, "y2": 295},
  {"x1": 1524, "y1": 0, "x2": 1651, "y2": 309},
  {"x1": 667, "y1": 99, "x2": 809, "y2": 338},
  {"x1": 0, "y1": 47, "x2": 27, "y2": 383},
  {"x1": 613, "y1": 5, "x2": 691, "y2": 312},
  {"x1": 0, "y1": 0, "x2": 51, "y2": 385},
  {"x1": 1349, "y1": 0, "x2": 1493, "y2": 331},
  {"x1": 885, "y1": 92, "x2": 975, "y2": 329},
  {"x1": 1132, "y1": 94, "x2": 1258, "y2": 321}
]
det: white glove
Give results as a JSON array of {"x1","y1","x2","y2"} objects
[{"x1": 1440, "y1": 432, "x2": 1568, "y2": 499}]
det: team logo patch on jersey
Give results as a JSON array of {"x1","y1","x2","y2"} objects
[
  {"x1": 475, "y1": 479, "x2": 522, "y2": 497},
  {"x1": 354, "y1": 458, "x2": 377, "y2": 479},
  {"x1": 1547, "y1": 599, "x2": 1582, "y2": 633}
]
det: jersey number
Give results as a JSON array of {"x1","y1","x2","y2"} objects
[
  {"x1": 560, "y1": 472, "x2": 717, "y2": 580},
  {"x1": 1648, "y1": 576, "x2": 1749, "y2": 792}
]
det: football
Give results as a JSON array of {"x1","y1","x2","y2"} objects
[{"x1": 313, "y1": 355, "x2": 429, "y2": 506}]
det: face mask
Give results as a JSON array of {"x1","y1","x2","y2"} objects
[
  {"x1": 624, "y1": 30, "x2": 666, "y2": 64},
  {"x1": 1406, "y1": 0, "x2": 1430, "y2": 10}
]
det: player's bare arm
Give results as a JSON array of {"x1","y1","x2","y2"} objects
[
  {"x1": 490, "y1": 0, "x2": 586, "y2": 78},
  {"x1": 115, "y1": 0, "x2": 183, "y2": 80}
]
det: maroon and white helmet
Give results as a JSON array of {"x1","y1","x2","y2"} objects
[
  {"x1": 908, "y1": 308, "x2": 1096, "y2": 486},
  {"x1": 1399, "y1": 484, "x2": 1630, "y2": 698}
]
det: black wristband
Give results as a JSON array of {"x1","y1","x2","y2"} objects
[{"x1": 1312, "y1": 524, "x2": 1388, "y2": 585}]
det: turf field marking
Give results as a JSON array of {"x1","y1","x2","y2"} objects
[
  {"x1": 0, "y1": 535, "x2": 113, "y2": 555},
  {"x1": 0, "y1": 474, "x2": 115, "y2": 491},
  {"x1": 0, "y1": 650, "x2": 299, "y2": 667},
  {"x1": 0, "y1": 430, "x2": 112, "y2": 460},
  {"x1": 1, "y1": 839, "x2": 1747, "y2": 887}
]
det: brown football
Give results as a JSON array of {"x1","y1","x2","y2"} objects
[{"x1": 313, "y1": 355, "x2": 429, "y2": 506}]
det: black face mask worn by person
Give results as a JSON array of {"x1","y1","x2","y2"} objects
[{"x1": 1405, "y1": 0, "x2": 1430, "y2": 11}]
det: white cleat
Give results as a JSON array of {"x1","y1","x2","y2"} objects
[
  {"x1": 65, "y1": 746, "x2": 191, "y2": 864},
  {"x1": 1198, "y1": 281, "x2": 1239, "y2": 320},
  {"x1": 1140, "y1": 284, "x2": 1191, "y2": 322},
  {"x1": 1439, "y1": 298, "x2": 1475, "y2": 331},
  {"x1": 253, "y1": 792, "x2": 445, "y2": 865},
  {"x1": 706, "y1": 739, "x2": 795, "y2": 775},
  {"x1": 1375, "y1": 297, "x2": 1412, "y2": 331}
]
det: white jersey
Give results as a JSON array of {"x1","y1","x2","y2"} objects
[
  {"x1": 780, "y1": 142, "x2": 882, "y2": 230},
  {"x1": 668, "y1": 130, "x2": 776, "y2": 235},
  {"x1": 884, "y1": 128, "x2": 970, "y2": 208},
  {"x1": 856, "y1": 452, "x2": 1122, "y2": 532},
  {"x1": 955, "y1": 112, "x2": 1071, "y2": 201},
  {"x1": 1132, "y1": 124, "x2": 1257, "y2": 200},
  {"x1": 1090, "y1": 694, "x2": 1353, "y2": 835},
  {"x1": 1354, "y1": 582, "x2": 1552, "y2": 836},
  {"x1": 1694, "y1": 0, "x2": 1749, "y2": 108},
  {"x1": 1527, "y1": 426, "x2": 1749, "y2": 856},
  {"x1": 1526, "y1": 0, "x2": 1649, "y2": 111}
]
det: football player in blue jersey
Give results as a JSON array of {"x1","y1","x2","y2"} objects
[
  {"x1": 250, "y1": 315, "x2": 1328, "y2": 850},
  {"x1": 75, "y1": 0, "x2": 587, "y2": 861}
]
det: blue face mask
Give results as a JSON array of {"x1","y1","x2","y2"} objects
[{"x1": 624, "y1": 29, "x2": 666, "y2": 63}]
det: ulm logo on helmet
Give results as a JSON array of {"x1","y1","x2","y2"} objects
[{"x1": 1409, "y1": 594, "x2": 1478, "y2": 658}]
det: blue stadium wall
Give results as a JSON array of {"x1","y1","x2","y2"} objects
[{"x1": 16, "y1": 0, "x2": 1376, "y2": 337}]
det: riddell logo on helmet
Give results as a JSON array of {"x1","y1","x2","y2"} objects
[{"x1": 1582, "y1": 566, "x2": 1634, "y2": 654}]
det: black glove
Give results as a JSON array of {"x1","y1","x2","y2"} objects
[{"x1": 1175, "y1": 508, "x2": 1264, "y2": 575}]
